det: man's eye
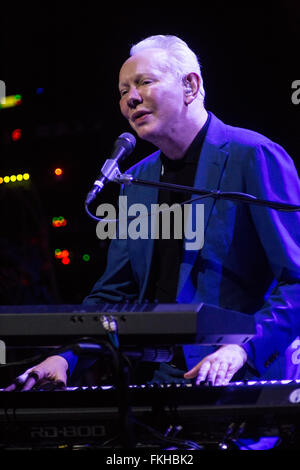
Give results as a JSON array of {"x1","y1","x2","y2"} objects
[{"x1": 120, "y1": 90, "x2": 128, "y2": 97}]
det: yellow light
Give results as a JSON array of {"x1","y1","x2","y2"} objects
[
  {"x1": 0, "y1": 94, "x2": 22, "y2": 109},
  {"x1": 0, "y1": 173, "x2": 30, "y2": 184}
]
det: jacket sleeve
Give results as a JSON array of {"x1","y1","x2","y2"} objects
[
  {"x1": 58, "y1": 190, "x2": 139, "y2": 377},
  {"x1": 242, "y1": 140, "x2": 300, "y2": 376},
  {"x1": 83, "y1": 188, "x2": 139, "y2": 304}
]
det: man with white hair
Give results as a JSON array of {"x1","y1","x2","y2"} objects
[{"x1": 7, "y1": 35, "x2": 300, "y2": 391}]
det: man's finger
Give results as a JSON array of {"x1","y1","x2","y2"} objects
[
  {"x1": 3, "y1": 383, "x2": 17, "y2": 392},
  {"x1": 206, "y1": 360, "x2": 225, "y2": 385},
  {"x1": 223, "y1": 364, "x2": 238, "y2": 385},
  {"x1": 184, "y1": 364, "x2": 201, "y2": 379},
  {"x1": 213, "y1": 361, "x2": 229, "y2": 386},
  {"x1": 4, "y1": 371, "x2": 30, "y2": 392},
  {"x1": 21, "y1": 371, "x2": 41, "y2": 391},
  {"x1": 195, "y1": 361, "x2": 211, "y2": 385}
]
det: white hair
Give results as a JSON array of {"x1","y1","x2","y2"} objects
[{"x1": 130, "y1": 35, "x2": 205, "y2": 99}]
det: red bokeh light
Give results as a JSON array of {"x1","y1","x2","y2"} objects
[{"x1": 11, "y1": 128, "x2": 22, "y2": 141}]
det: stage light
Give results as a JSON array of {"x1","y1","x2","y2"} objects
[
  {"x1": 11, "y1": 128, "x2": 22, "y2": 141},
  {"x1": 0, "y1": 94, "x2": 22, "y2": 109},
  {"x1": 54, "y1": 168, "x2": 63, "y2": 176},
  {"x1": 52, "y1": 216, "x2": 67, "y2": 228},
  {"x1": 54, "y1": 249, "x2": 62, "y2": 258},
  {"x1": 82, "y1": 254, "x2": 90, "y2": 262},
  {"x1": 54, "y1": 248, "x2": 71, "y2": 265},
  {"x1": 1, "y1": 173, "x2": 31, "y2": 183},
  {"x1": 0, "y1": 177, "x2": 3, "y2": 184}
]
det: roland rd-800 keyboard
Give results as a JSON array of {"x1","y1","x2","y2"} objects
[{"x1": 1, "y1": 380, "x2": 300, "y2": 449}]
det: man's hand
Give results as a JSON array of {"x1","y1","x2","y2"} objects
[
  {"x1": 184, "y1": 344, "x2": 247, "y2": 386},
  {"x1": 4, "y1": 355, "x2": 69, "y2": 391}
]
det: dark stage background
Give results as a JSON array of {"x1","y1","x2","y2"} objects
[{"x1": 0, "y1": 2, "x2": 299, "y2": 305}]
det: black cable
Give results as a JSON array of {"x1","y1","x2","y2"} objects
[
  {"x1": 101, "y1": 318, "x2": 136, "y2": 448},
  {"x1": 0, "y1": 337, "x2": 111, "y2": 370},
  {"x1": 133, "y1": 418, "x2": 203, "y2": 450}
]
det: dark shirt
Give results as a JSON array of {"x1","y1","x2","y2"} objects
[{"x1": 146, "y1": 112, "x2": 211, "y2": 303}]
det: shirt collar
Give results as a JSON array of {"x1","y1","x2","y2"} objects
[{"x1": 160, "y1": 111, "x2": 211, "y2": 168}]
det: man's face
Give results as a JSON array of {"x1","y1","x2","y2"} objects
[{"x1": 119, "y1": 49, "x2": 186, "y2": 145}]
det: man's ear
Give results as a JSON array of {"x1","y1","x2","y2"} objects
[{"x1": 183, "y1": 72, "x2": 201, "y2": 104}]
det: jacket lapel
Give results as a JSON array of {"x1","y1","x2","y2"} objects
[
  {"x1": 177, "y1": 113, "x2": 229, "y2": 301},
  {"x1": 127, "y1": 153, "x2": 162, "y2": 301}
]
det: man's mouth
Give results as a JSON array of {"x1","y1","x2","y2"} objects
[{"x1": 132, "y1": 110, "x2": 152, "y2": 123}]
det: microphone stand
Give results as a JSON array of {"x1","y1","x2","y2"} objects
[
  {"x1": 84, "y1": 154, "x2": 300, "y2": 222},
  {"x1": 85, "y1": 162, "x2": 300, "y2": 220},
  {"x1": 114, "y1": 174, "x2": 300, "y2": 212}
]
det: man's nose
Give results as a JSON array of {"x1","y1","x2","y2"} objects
[{"x1": 127, "y1": 87, "x2": 142, "y2": 108}]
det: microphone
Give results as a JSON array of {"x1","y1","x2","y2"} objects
[{"x1": 85, "y1": 132, "x2": 136, "y2": 205}]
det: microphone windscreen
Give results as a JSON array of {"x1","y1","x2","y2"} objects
[{"x1": 118, "y1": 132, "x2": 136, "y2": 153}]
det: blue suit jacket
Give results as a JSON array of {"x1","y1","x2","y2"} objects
[{"x1": 84, "y1": 113, "x2": 300, "y2": 380}]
